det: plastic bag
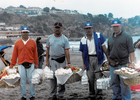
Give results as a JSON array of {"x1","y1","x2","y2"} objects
[
  {"x1": 31, "y1": 69, "x2": 43, "y2": 85},
  {"x1": 96, "y1": 76, "x2": 111, "y2": 90},
  {"x1": 43, "y1": 66, "x2": 54, "y2": 80},
  {"x1": 81, "y1": 70, "x2": 88, "y2": 85}
]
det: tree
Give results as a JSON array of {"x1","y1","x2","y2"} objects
[
  {"x1": 19, "y1": 5, "x2": 26, "y2": 9},
  {"x1": 43, "y1": 7, "x2": 50, "y2": 12},
  {"x1": 104, "y1": 14, "x2": 107, "y2": 18},
  {"x1": 108, "y1": 13, "x2": 113, "y2": 18},
  {"x1": 51, "y1": 7, "x2": 56, "y2": 10}
]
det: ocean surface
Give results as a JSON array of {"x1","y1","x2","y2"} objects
[{"x1": 43, "y1": 35, "x2": 140, "y2": 53}]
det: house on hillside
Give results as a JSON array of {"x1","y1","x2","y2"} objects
[
  {"x1": 0, "y1": 22, "x2": 6, "y2": 31},
  {"x1": 50, "y1": 9, "x2": 65, "y2": 14},
  {"x1": 64, "y1": 10, "x2": 79, "y2": 14},
  {"x1": 5, "y1": 6, "x2": 16, "y2": 10},
  {"x1": 27, "y1": 7, "x2": 43, "y2": 15},
  {"x1": 14, "y1": 8, "x2": 28, "y2": 15},
  {"x1": 0, "y1": 8, "x2": 4, "y2": 13}
]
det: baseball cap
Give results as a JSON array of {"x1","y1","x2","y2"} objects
[
  {"x1": 84, "y1": 22, "x2": 93, "y2": 28},
  {"x1": 111, "y1": 19, "x2": 121, "y2": 26},
  {"x1": 54, "y1": 22, "x2": 62, "y2": 28},
  {"x1": 21, "y1": 26, "x2": 30, "y2": 32}
]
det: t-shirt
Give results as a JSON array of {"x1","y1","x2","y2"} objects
[
  {"x1": 46, "y1": 34, "x2": 70, "y2": 59},
  {"x1": 107, "y1": 32, "x2": 134, "y2": 65}
]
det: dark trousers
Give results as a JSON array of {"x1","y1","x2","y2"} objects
[{"x1": 38, "y1": 56, "x2": 44, "y2": 69}]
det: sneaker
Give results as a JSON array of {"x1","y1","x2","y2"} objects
[
  {"x1": 48, "y1": 96, "x2": 57, "y2": 100},
  {"x1": 30, "y1": 97, "x2": 35, "y2": 100},
  {"x1": 58, "y1": 96, "x2": 65, "y2": 100},
  {"x1": 21, "y1": 97, "x2": 26, "y2": 100}
]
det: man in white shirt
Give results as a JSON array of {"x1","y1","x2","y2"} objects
[{"x1": 79, "y1": 22, "x2": 108, "y2": 100}]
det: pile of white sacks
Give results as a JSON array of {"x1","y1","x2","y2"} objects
[{"x1": 31, "y1": 66, "x2": 53, "y2": 85}]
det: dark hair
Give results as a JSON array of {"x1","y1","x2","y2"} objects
[
  {"x1": 36, "y1": 37, "x2": 41, "y2": 43},
  {"x1": 54, "y1": 22, "x2": 62, "y2": 27}
]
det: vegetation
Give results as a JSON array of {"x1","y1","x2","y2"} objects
[{"x1": 0, "y1": 10, "x2": 139, "y2": 38}]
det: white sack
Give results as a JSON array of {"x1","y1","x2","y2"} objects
[
  {"x1": 31, "y1": 69, "x2": 43, "y2": 85},
  {"x1": 43, "y1": 66, "x2": 54, "y2": 80},
  {"x1": 81, "y1": 70, "x2": 88, "y2": 85},
  {"x1": 55, "y1": 68, "x2": 83, "y2": 85}
]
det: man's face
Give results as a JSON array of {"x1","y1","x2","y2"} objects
[
  {"x1": 112, "y1": 25, "x2": 121, "y2": 33},
  {"x1": 84, "y1": 27, "x2": 93, "y2": 37},
  {"x1": 54, "y1": 27, "x2": 62, "y2": 36},
  {"x1": 21, "y1": 31, "x2": 29, "y2": 39}
]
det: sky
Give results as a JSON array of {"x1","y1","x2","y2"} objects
[{"x1": 0, "y1": 0, "x2": 140, "y2": 19}]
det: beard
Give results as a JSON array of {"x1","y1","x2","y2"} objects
[{"x1": 55, "y1": 32, "x2": 61, "y2": 36}]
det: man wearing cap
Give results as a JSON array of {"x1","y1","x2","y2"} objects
[
  {"x1": 10, "y1": 26, "x2": 38, "y2": 100},
  {"x1": 79, "y1": 22, "x2": 108, "y2": 100},
  {"x1": 107, "y1": 19, "x2": 135, "y2": 100},
  {"x1": 46, "y1": 22, "x2": 71, "y2": 100}
]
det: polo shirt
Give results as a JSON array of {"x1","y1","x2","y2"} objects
[
  {"x1": 107, "y1": 32, "x2": 134, "y2": 65},
  {"x1": 46, "y1": 33, "x2": 70, "y2": 59}
]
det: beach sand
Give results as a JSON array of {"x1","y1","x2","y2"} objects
[{"x1": 0, "y1": 47, "x2": 140, "y2": 100}]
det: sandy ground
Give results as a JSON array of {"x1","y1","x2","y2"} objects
[{"x1": 0, "y1": 47, "x2": 140, "y2": 100}]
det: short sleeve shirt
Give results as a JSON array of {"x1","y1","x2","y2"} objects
[
  {"x1": 46, "y1": 34, "x2": 70, "y2": 58},
  {"x1": 107, "y1": 32, "x2": 134, "y2": 64}
]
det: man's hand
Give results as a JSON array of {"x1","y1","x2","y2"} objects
[
  {"x1": 66, "y1": 64, "x2": 71, "y2": 68},
  {"x1": 35, "y1": 65, "x2": 38, "y2": 69},
  {"x1": 9, "y1": 65, "x2": 13, "y2": 69},
  {"x1": 130, "y1": 63, "x2": 135, "y2": 69},
  {"x1": 83, "y1": 64, "x2": 86, "y2": 70}
]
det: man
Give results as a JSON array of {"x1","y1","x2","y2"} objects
[
  {"x1": 46, "y1": 22, "x2": 71, "y2": 100},
  {"x1": 134, "y1": 39, "x2": 140, "y2": 49},
  {"x1": 10, "y1": 26, "x2": 38, "y2": 100},
  {"x1": 79, "y1": 22, "x2": 108, "y2": 100},
  {"x1": 107, "y1": 19, "x2": 135, "y2": 100}
]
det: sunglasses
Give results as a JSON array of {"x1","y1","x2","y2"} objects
[
  {"x1": 54, "y1": 22, "x2": 62, "y2": 27},
  {"x1": 22, "y1": 32, "x2": 29, "y2": 33},
  {"x1": 85, "y1": 27, "x2": 92, "y2": 29}
]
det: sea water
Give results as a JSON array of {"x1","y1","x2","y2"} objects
[{"x1": 43, "y1": 35, "x2": 140, "y2": 52}]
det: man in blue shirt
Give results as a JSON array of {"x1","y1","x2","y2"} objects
[{"x1": 79, "y1": 22, "x2": 108, "y2": 100}]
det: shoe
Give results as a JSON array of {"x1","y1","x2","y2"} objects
[
  {"x1": 88, "y1": 97, "x2": 96, "y2": 100},
  {"x1": 21, "y1": 97, "x2": 26, "y2": 100},
  {"x1": 96, "y1": 96, "x2": 102, "y2": 100},
  {"x1": 30, "y1": 97, "x2": 35, "y2": 100},
  {"x1": 48, "y1": 96, "x2": 57, "y2": 100},
  {"x1": 112, "y1": 99, "x2": 122, "y2": 100},
  {"x1": 58, "y1": 96, "x2": 65, "y2": 100}
]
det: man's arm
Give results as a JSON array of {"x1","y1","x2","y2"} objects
[
  {"x1": 10, "y1": 44, "x2": 18, "y2": 68},
  {"x1": 102, "y1": 45, "x2": 108, "y2": 59},
  {"x1": 82, "y1": 53, "x2": 86, "y2": 70},
  {"x1": 102, "y1": 44, "x2": 109, "y2": 69},
  {"x1": 65, "y1": 49, "x2": 71, "y2": 68},
  {"x1": 46, "y1": 47, "x2": 49, "y2": 66}
]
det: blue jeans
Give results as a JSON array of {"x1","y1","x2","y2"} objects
[
  {"x1": 110, "y1": 66, "x2": 131, "y2": 100},
  {"x1": 18, "y1": 63, "x2": 35, "y2": 98}
]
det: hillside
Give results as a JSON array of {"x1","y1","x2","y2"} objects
[{"x1": 0, "y1": 12, "x2": 140, "y2": 39}]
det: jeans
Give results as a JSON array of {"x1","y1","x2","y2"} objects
[
  {"x1": 18, "y1": 63, "x2": 35, "y2": 98},
  {"x1": 110, "y1": 66, "x2": 131, "y2": 100}
]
